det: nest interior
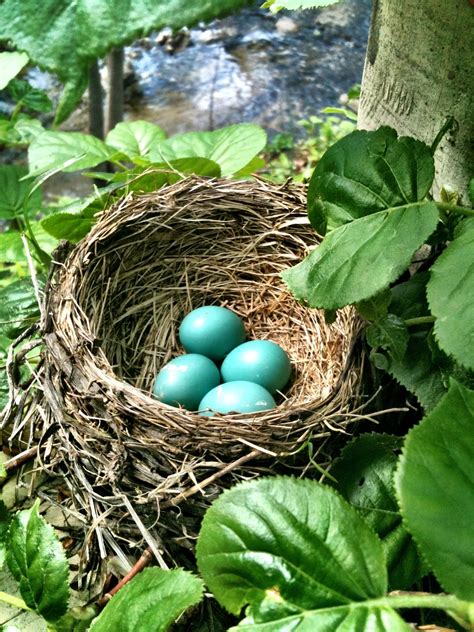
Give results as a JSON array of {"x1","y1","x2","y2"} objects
[{"x1": 28, "y1": 177, "x2": 361, "y2": 567}]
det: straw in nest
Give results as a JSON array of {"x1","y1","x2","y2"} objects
[{"x1": 3, "y1": 177, "x2": 364, "y2": 574}]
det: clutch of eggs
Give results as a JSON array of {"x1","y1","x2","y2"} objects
[{"x1": 153, "y1": 305, "x2": 291, "y2": 414}]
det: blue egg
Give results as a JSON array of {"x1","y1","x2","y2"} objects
[
  {"x1": 221, "y1": 340, "x2": 291, "y2": 393},
  {"x1": 198, "y1": 381, "x2": 276, "y2": 416},
  {"x1": 179, "y1": 306, "x2": 246, "y2": 361},
  {"x1": 153, "y1": 354, "x2": 220, "y2": 411}
]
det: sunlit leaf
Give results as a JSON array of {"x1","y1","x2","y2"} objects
[
  {"x1": 150, "y1": 124, "x2": 267, "y2": 176},
  {"x1": 89, "y1": 568, "x2": 203, "y2": 632},
  {"x1": 7, "y1": 501, "x2": 70, "y2": 621},
  {"x1": 282, "y1": 202, "x2": 439, "y2": 309},
  {"x1": 0, "y1": 52, "x2": 28, "y2": 90},
  {"x1": 307, "y1": 128, "x2": 434, "y2": 235},
  {"x1": 106, "y1": 120, "x2": 166, "y2": 158},
  {"x1": 427, "y1": 218, "x2": 474, "y2": 370}
]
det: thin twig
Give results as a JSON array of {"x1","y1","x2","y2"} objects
[
  {"x1": 98, "y1": 548, "x2": 153, "y2": 606},
  {"x1": 3, "y1": 446, "x2": 38, "y2": 472}
]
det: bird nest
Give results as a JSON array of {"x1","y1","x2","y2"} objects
[{"x1": 4, "y1": 177, "x2": 364, "y2": 571}]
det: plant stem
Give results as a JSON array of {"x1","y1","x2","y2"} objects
[
  {"x1": 106, "y1": 47, "x2": 124, "y2": 134},
  {"x1": 88, "y1": 60, "x2": 104, "y2": 140},
  {"x1": 404, "y1": 315, "x2": 436, "y2": 327},
  {"x1": 0, "y1": 591, "x2": 30, "y2": 611},
  {"x1": 385, "y1": 592, "x2": 473, "y2": 628},
  {"x1": 430, "y1": 116, "x2": 456, "y2": 154},
  {"x1": 436, "y1": 202, "x2": 474, "y2": 217}
]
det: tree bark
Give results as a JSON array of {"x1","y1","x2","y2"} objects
[
  {"x1": 358, "y1": 0, "x2": 474, "y2": 202},
  {"x1": 106, "y1": 47, "x2": 124, "y2": 134}
]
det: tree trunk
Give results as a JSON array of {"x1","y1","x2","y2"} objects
[{"x1": 358, "y1": 0, "x2": 473, "y2": 202}]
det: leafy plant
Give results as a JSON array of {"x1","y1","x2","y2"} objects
[
  {"x1": 263, "y1": 111, "x2": 356, "y2": 183},
  {"x1": 282, "y1": 125, "x2": 474, "y2": 409},
  {"x1": 196, "y1": 380, "x2": 474, "y2": 630},
  {"x1": 0, "y1": 501, "x2": 203, "y2": 631}
]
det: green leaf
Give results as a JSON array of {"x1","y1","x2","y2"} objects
[
  {"x1": 0, "y1": 1, "x2": 254, "y2": 124},
  {"x1": 468, "y1": 179, "x2": 474, "y2": 206},
  {"x1": 235, "y1": 607, "x2": 410, "y2": 631},
  {"x1": 356, "y1": 289, "x2": 391, "y2": 321},
  {"x1": 6, "y1": 501, "x2": 69, "y2": 621},
  {"x1": 54, "y1": 73, "x2": 89, "y2": 126},
  {"x1": 0, "y1": 223, "x2": 59, "y2": 264},
  {"x1": 8, "y1": 80, "x2": 52, "y2": 113},
  {"x1": 0, "y1": 166, "x2": 42, "y2": 221},
  {"x1": 11, "y1": 117, "x2": 45, "y2": 145},
  {"x1": 262, "y1": 0, "x2": 341, "y2": 12},
  {"x1": 196, "y1": 476, "x2": 400, "y2": 628},
  {"x1": 282, "y1": 202, "x2": 439, "y2": 309},
  {"x1": 106, "y1": 121, "x2": 166, "y2": 158},
  {"x1": 150, "y1": 124, "x2": 267, "y2": 176},
  {"x1": 395, "y1": 380, "x2": 474, "y2": 601},
  {"x1": 330, "y1": 434, "x2": 426, "y2": 590},
  {"x1": 89, "y1": 568, "x2": 203, "y2": 632},
  {"x1": 0, "y1": 500, "x2": 11, "y2": 570},
  {"x1": 28, "y1": 131, "x2": 114, "y2": 176},
  {"x1": 386, "y1": 330, "x2": 451, "y2": 411},
  {"x1": 366, "y1": 314, "x2": 408, "y2": 362},
  {"x1": 427, "y1": 218, "x2": 474, "y2": 370},
  {"x1": 307, "y1": 128, "x2": 434, "y2": 235},
  {"x1": 321, "y1": 107, "x2": 358, "y2": 122},
  {"x1": 112, "y1": 157, "x2": 221, "y2": 193},
  {"x1": 0, "y1": 278, "x2": 40, "y2": 339},
  {"x1": 0, "y1": 369, "x2": 9, "y2": 412},
  {"x1": 0, "y1": 52, "x2": 28, "y2": 90},
  {"x1": 233, "y1": 155, "x2": 266, "y2": 178}
]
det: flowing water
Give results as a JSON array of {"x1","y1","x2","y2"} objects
[{"x1": 21, "y1": 0, "x2": 371, "y2": 198}]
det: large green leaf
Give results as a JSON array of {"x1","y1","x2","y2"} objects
[
  {"x1": 0, "y1": 278, "x2": 40, "y2": 339},
  {"x1": 281, "y1": 202, "x2": 439, "y2": 309},
  {"x1": 307, "y1": 128, "x2": 434, "y2": 235},
  {"x1": 382, "y1": 272, "x2": 474, "y2": 411},
  {"x1": 330, "y1": 434, "x2": 426, "y2": 590},
  {"x1": 89, "y1": 568, "x2": 203, "y2": 632},
  {"x1": 395, "y1": 380, "x2": 474, "y2": 601},
  {"x1": 106, "y1": 121, "x2": 166, "y2": 158},
  {"x1": 8, "y1": 80, "x2": 52, "y2": 113},
  {"x1": 427, "y1": 218, "x2": 474, "y2": 371},
  {"x1": 0, "y1": 0, "x2": 254, "y2": 124},
  {"x1": 0, "y1": 500, "x2": 10, "y2": 570},
  {"x1": 111, "y1": 157, "x2": 221, "y2": 193},
  {"x1": 0, "y1": 52, "x2": 28, "y2": 90},
  {"x1": 150, "y1": 124, "x2": 267, "y2": 176},
  {"x1": 0, "y1": 223, "x2": 59, "y2": 263},
  {"x1": 196, "y1": 476, "x2": 409, "y2": 630},
  {"x1": 6, "y1": 501, "x2": 69, "y2": 622},
  {"x1": 28, "y1": 131, "x2": 115, "y2": 176},
  {"x1": 0, "y1": 166, "x2": 42, "y2": 221}
]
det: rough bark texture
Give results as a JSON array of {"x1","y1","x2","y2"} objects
[{"x1": 358, "y1": 0, "x2": 473, "y2": 201}]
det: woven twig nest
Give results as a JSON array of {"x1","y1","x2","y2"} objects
[{"x1": 23, "y1": 177, "x2": 363, "y2": 567}]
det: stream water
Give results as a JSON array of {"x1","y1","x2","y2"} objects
[{"x1": 24, "y1": 0, "x2": 371, "y2": 198}]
